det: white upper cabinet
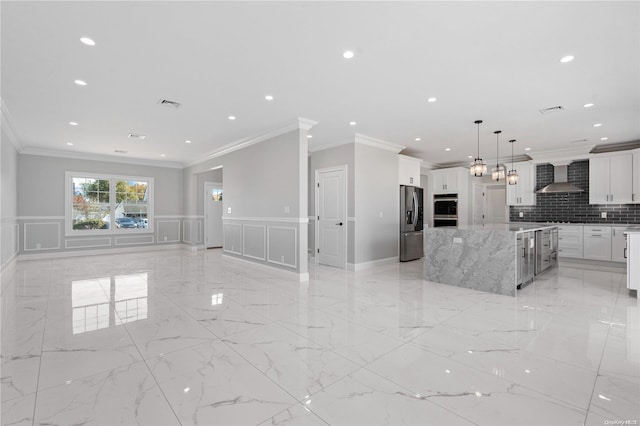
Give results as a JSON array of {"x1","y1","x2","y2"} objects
[
  {"x1": 506, "y1": 161, "x2": 536, "y2": 206},
  {"x1": 431, "y1": 169, "x2": 459, "y2": 194},
  {"x1": 589, "y1": 153, "x2": 633, "y2": 204},
  {"x1": 398, "y1": 155, "x2": 421, "y2": 186},
  {"x1": 633, "y1": 150, "x2": 640, "y2": 204}
]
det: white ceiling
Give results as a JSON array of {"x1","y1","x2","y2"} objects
[{"x1": 2, "y1": 1, "x2": 639, "y2": 168}]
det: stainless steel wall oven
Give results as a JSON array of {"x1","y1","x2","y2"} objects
[{"x1": 434, "y1": 194, "x2": 458, "y2": 227}]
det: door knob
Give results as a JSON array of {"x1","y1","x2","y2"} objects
[{"x1": 336, "y1": 222, "x2": 343, "y2": 226}]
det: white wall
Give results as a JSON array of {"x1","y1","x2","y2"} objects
[
  {"x1": 15, "y1": 154, "x2": 184, "y2": 255},
  {"x1": 354, "y1": 143, "x2": 399, "y2": 265},
  {"x1": 1, "y1": 129, "x2": 19, "y2": 269},
  {"x1": 183, "y1": 127, "x2": 308, "y2": 276}
]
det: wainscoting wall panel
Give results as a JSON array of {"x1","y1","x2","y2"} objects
[
  {"x1": 115, "y1": 235, "x2": 155, "y2": 246},
  {"x1": 243, "y1": 224, "x2": 266, "y2": 261},
  {"x1": 1, "y1": 219, "x2": 19, "y2": 268},
  {"x1": 223, "y1": 223, "x2": 243, "y2": 255},
  {"x1": 157, "y1": 220, "x2": 180, "y2": 243},
  {"x1": 65, "y1": 238, "x2": 112, "y2": 249},
  {"x1": 23, "y1": 222, "x2": 61, "y2": 251},
  {"x1": 267, "y1": 226, "x2": 297, "y2": 268}
]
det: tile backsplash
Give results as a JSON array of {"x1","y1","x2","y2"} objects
[{"x1": 509, "y1": 160, "x2": 640, "y2": 224}]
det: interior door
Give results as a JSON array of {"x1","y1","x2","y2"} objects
[
  {"x1": 317, "y1": 168, "x2": 346, "y2": 269},
  {"x1": 205, "y1": 182, "x2": 223, "y2": 248}
]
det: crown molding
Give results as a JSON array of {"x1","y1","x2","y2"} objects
[
  {"x1": 354, "y1": 133, "x2": 406, "y2": 153},
  {"x1": 20, "y1": 147, "x2": 184, "y2": 168},
  {"x1": 186, "y1": 117, "x2": 318, "y2": 168},
  {"x1": 420, "y1": 160, "x2": 436, "y2": 171},
  {"x1": 527, "y1": 146, "x2": 595, "y2": 164},
  {"x1": 1, "y1": 99, "x2": 24, "y2": 152}
]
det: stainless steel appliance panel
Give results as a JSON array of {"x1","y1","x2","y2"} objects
[
  {"x1": 400, "y1": 186, "x2": 423, "y2": 233},
  {"x1": 400, "y1": 231, "x2": 424, "y2": 262},
  {"x1": 400, "y1": 186, "x2": 424, "y2": 261}
]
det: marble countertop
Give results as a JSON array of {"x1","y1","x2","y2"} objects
[
  {"x1": 429, "y1": 223, "x2": 558, "y2": 233},
  {"x1": 512, "y1": 222, "x2": 639, "y2": 227},
  {"x1": 624, "y1": 227, "x2": 640, "y2": 235}
]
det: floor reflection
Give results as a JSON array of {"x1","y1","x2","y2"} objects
[{"x1": 72, "y1": 273, "x2": 148, "y2": 334}]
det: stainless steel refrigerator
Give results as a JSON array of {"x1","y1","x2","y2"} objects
[{"x1": 400, "y1": 185, "x2": 424, "y2": 262}]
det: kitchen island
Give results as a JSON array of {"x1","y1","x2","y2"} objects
[{"x1": 423, "y1": 223, "x2": 558, "y2": 296}]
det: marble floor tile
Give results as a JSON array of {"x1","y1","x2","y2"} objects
[
  {"x1": 223, "y1": 322, "x2": 361, "y2": 400},
  {"x1": 365, "y1": 344, "x2": 587, "y2": 426},
  {"x1": 147, "y1": 340, "x2": 298, "y2": 426},
  {"x1": 306, "y1": 368, "x2": 475, "y2": 426},
  {"x1": 0, "y1": 393, "x2": 35, "y2": 426},
  {"x1": 277, "y1": 308, "x2": 404, "y2": 366},
  {"x1": 588, "y1": 374, "x2": 640, "y2": 424},
  {"x1": 33, "y1": 361, "x2": 180, "y2": 426},
  {"x1": 257, "y1": 403, "x2": 329, "y2": 426},
  {"x1": 1, "y1": 249, "x2": 638, "y2": 425}
]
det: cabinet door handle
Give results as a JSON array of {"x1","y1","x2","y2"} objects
[
  {"x1": 624, "y1": 248, "x2": 627, "y2": 259},
  {"x1": 611, "y1": 194, "x2": 614, "y2": 202},
  {"x1": 606, "y1": 194, "x2": 609, "y2": 202},
  {"x1": 591, "y1": 234, "x2": 602, "y2": 237}
]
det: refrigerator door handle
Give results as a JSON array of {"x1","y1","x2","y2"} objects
[{"x1": 412, "y1": 191, "x2": 418, "y2": 227}]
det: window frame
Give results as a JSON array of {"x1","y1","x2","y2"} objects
[{"x1": 65, "y1": 171, "x2": 154, "y2": 236}]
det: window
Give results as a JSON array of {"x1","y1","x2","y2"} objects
[{"x1": 66, "y1": 172, "x2": 153, "y2": 235}]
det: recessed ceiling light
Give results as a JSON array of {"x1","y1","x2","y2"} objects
[
  {"x1": 467, "y1": 155, "x2": 473, "y2": 159},
  {"x1": 80, "y1": 37, "x2": 95, "y2": 46},
  {"x1": 74, "y1": 79, "x2": 87, "y2": 86},
  {"x1": 593, "y1": 123, "x2": 603, "y2": 127},
  {"x1": 427, "y1": 97, "x2": 437, "y2": 103},
  {"x1": 524, "y1": 147, "x2": 531, "y2": 151},
  {"x1": 69, "y1": 121, "x2": 78, "y2": 126},
  {"x1": 601, "y1": 137, "x2": 609, "y2": 141},
  {"x1": 265, "y1": 95, "x2": 274, "y2": 101},
  {"x1": 445, "y1": 148, "x2": 451, "y2": 151},
  {"x1": 560, "y1": 55, "x2": 574, "y2": 63},
  {"x1": 160, "y1": 154, "x2": 166, "y2": 157},
  {"x1": 66, "y1": 142, "x2": 74, "y2": 146},
  {"x1": 343, "y1": 50, "x2": 354, "y2": 59},
  {"x1": 228, "y1": 115, "x2": 236, "y2": 120},
  {"x1": 349, "y1": 121, "x2": 356, "y2": 126},
  {"x1": 185, "y1": 140, "x2": 191, "y2": 144},
  {"x1": 307, "y1": 135, "x2": 313, "y2": 139},
  {"x1": 415, "y1": 138, "x2": 421, "y2": 141},
  {"x1": 583, "y1": 103, "x2": 594, "y2": 108}
]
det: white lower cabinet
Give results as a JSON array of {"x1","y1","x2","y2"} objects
[
  {"x1": 583, "y1": 226, "x2": 612, "y2": 261},
  {"x1": 557, "y1": 226, "x2": 584, "y2": 258},
  {"x1": 612, "y1": 226, "x2": 628, "y2": 263}
]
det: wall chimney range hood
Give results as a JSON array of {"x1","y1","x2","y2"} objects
[{"x1": 536, "y1": 163, "x2": 584, "y2": 193}]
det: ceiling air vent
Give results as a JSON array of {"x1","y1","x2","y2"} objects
[
  {"x1": 114, "y1": 150, "x2": 128, "y2": 154},
  {"x1": 539, "y1": 105, "x2": 565, "y2": 114},
  {"x1": 158, "y1": 99, "x2": 182, "y2": 109},
  {"x1": 128, "y1": 133, "x2": 146, "y2": 140}
]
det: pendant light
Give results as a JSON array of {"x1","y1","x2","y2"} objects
[
  {"x1": 507, "y1": 139, "x2": 519, "y2": 185},
  {"x1": 469, "y1": 120, "x2": 487, "y2": 177},
  {"x1": 491, "y1": 130, "x2": 505, "y2": 181}
]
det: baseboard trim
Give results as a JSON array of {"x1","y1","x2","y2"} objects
[
  {"x1": 222, "y1": 253, "x2": 309, "y2": 282},
  {"x1": 17, "y1": 243, "x2": 188, "y2": 261},
  {"x1": 559, "y1": 257, "x2": 626, "y2": 272},
  {"x1": 347, "y1": 256, "x2": 399, "y2": 272}
]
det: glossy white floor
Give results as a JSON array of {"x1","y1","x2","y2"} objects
[{"x1": 1, "y1": 248, "x2": 638, "y2": 426}]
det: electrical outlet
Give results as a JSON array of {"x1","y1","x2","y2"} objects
[
  {"x1": 36, "y1": 243, "x2": 41, "y2": 249},
  {"x1": 227, "y1": 207, "x2": 232, "y2": 214},
  {"x1": 519, "y1": 212, "x2": 524, "y2": 218},
  {"x1": 284, "y1": 205, "x2": 290, "y2": 214},
  {"x1": 164, "y1": 236, "x2": 167, "y2": 241},
  {"x1": 281, "y1": 255, "x2": 285, "y2": 263},
  {"x1": 601, "y1": 212, "x2": 607, "y2": 219},
  {"x1": 453, "y1": 237, "x2": 463, "y2": 244}
]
